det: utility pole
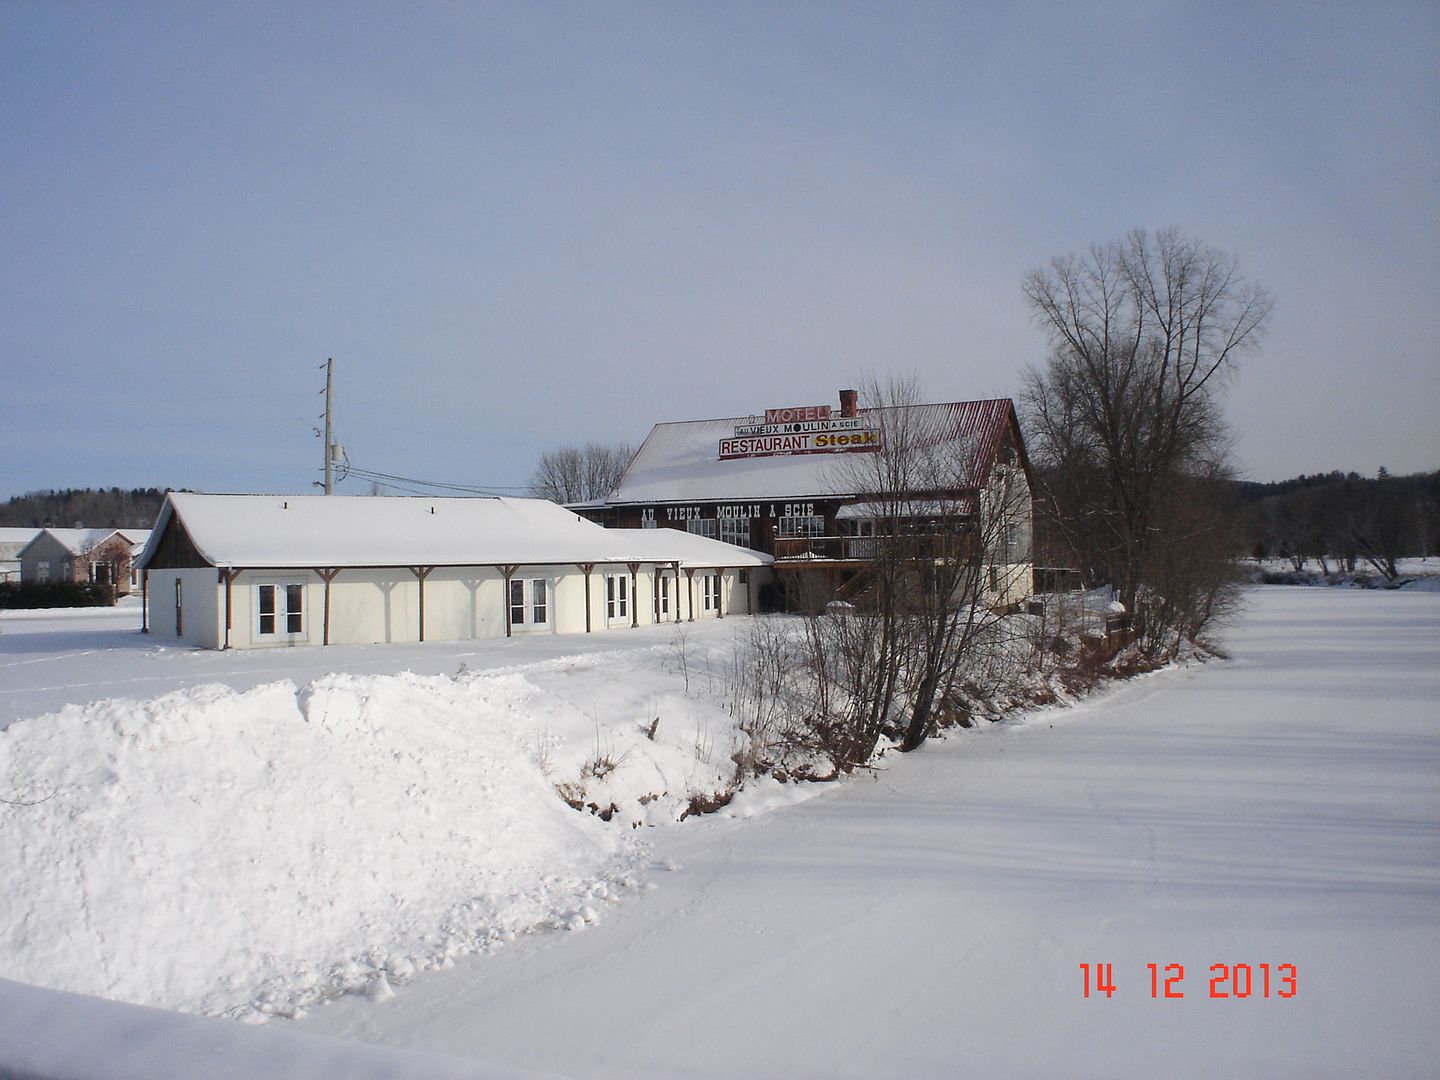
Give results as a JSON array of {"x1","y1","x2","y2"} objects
[{"x1": 322, "y1": 358, "x2": 334, "y2": 495}]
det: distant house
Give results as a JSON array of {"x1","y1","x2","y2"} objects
[
  {"x1": 579, "y1": 390, "x2": 1035, "y2": 609},
  {"x1": 17, "y1": 528, "x2": 143, "y2": 594},
  {"x1": 0, "y1": 528, "x2": 41, "y2": 583},
  {"x1": 118, "y1": 529, "x2": 152, "y2": 592},
  {"x1": 135, "y1": 493, "x2": 772, "y2": 650}
]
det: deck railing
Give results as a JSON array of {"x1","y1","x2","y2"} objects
[{"x1": 772, "y1": 534, "x2": 975, "y2": 562}]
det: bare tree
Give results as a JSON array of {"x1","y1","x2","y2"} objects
[
  {"x1": 1350, "y1": 473, "x2": 1415, "y2": 580},
  {"x1": 528, "y1": 442, "x2": 634, "y2": 504},
  {"x1": 1022, "y1": 228, "x2": 1271, "y2": 653},
  {"x1": 798, "y1": 376, "x2": 1030, "y2": 758}
]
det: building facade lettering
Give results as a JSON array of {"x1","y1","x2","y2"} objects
[{"x1": 764, "y1": 405, "x2": 831, "y2": 424}]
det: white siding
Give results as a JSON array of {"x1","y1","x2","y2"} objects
[
  {"x1": 980, "y1": 463, "x2": 1034, "y2": 609},
  {"x1": 181, "y1": 563, "x2": 774, "y2": 650},
  {"x1": 147, "y1": 568, "x2": 222, "y2": 649}
]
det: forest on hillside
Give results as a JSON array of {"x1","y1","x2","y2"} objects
[{"x1": 0, "y1": 488, "x2": 170, "y2": 530}]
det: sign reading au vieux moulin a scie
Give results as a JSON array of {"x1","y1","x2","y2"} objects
[{"x1": 718, "y1": 405, "x2": 882, "y2": 460}]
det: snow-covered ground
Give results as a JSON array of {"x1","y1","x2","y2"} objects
[
  {"x1": 2, "y1": 586, "x2": 1438, "y2": 1077},
  {"x1": 1248, "y1": 555, "x2": 1440, "y2": 590},
  {"x1": 1, "y1": 602, "x2": 793, "y2": 1023}
]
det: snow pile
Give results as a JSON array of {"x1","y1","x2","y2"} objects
[{"x1": 0, "y1": 670, "x2": 657, "y2": 1019}]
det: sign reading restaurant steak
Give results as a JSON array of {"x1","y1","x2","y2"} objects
[{"x1": 719, "y1": 403, "x2": 882, "y2": 459}]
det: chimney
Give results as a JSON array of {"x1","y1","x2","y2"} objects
[{"x1": 839, "y1": 388, "x2": 858, "y2": 418}]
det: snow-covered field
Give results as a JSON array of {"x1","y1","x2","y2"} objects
[{"x1": 2, "y1": 587, "x2": 1437, "y2": 1078}]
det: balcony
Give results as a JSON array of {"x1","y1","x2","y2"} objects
[{"x1": 772, "y1": 534, "x2": 976, "y2": 564}]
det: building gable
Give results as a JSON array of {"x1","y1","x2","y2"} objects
[{"x1": 142, "y1": 514, "x2": 212, "y2": 569}]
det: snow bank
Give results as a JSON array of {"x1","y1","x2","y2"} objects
[
  {"x1": 0, "y1": 670, "x2": 649, "y2": 1019},
  {"x1": 0, "y1": 977, "x2": 548, "y2": 1080},
  {"x1": 0, "y1": 621, "x2": 813, "y2": 1022}
]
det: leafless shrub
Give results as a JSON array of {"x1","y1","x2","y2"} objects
[
  {"x1": 681, "y1": 787, "x2": 735, "y2": 819},
  {"x1": 670, "y1": 627, "x2": 692, "y2": 694},
  {"x1": 582, "y1": 714, "x2": 627, "y2": 779},
  {"x1": 726, "y1": 618, "x2": 808, "y2": 779},
  {"x1": 692, "y1": 716, "x2": 714, "y2": 764}
]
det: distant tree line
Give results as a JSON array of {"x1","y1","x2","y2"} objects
[
  {"x1": 1237, "y1": 469, "x2": 1440, "y2": 579},
  {"x1": 0, "y1": 487, "x2": 169, "y2": 530}
]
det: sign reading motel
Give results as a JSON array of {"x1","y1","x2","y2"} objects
[{"x1": 719, "y1": 404, "x2": 881, "y2": 460}]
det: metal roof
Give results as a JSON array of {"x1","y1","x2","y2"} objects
[{"x1": 608, "y1": 399, "x2": 1020, "y2": 506}]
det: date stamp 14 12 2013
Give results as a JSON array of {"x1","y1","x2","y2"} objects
[{"x1": 1080, "y1": 963, "x2": 1297, "y2": 1000}]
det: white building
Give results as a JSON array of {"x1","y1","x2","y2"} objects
[
  {"x1": 0, "y1": 528, "x2": 41, "y2": 583},
  {"x1": 136, "y1": 493, "x2": 771, "y2": 650}
]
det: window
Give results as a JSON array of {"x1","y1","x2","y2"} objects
[
  {"x1": 509, "y1": 578, "x2": 551, "y2": 629},
  {"x1": 686, "y1": 518, "x2": 717, "y2": 540},
  {"x1": 606, "y1": 573, "x2": 630, "y2": 622},
  {"x1": 37, "y1": 560, "x2": 51, "y2": 582},
  {"x1": 657, "y1": 573, "x2": 671, "y2": 616},
  {"x1": 701, "y1": 572, "x2": 721, "y2": 612},
  {"x1": 718, "y1": 516, "x2": 750, "y2": 547},
  {"x1": 257, "y1": 582, "x2": 304, "y2": 637},
  {"x1": 776, "y1": 515, "x2": 825, "y2": 538}
]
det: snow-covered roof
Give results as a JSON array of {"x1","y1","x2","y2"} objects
[
  {"x1": 0, "y1": 528, "x2": 41, "y2": 557},
  {"x1": 138, "y1": 494, "x2": 771, "y2": 570},
  {"x1": 609, "y1": 399, "x2": 1019, "y2": 505},
  {"x1": 18, "y1": 527, "x2": 127, "y2": 557}
]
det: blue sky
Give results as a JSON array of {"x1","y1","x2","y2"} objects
[{"x1": 3, "y1": 1, "x2": 1437, "y2": 498}]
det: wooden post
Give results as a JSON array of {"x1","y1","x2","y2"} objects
[
  {"x1": 671, "y1": 562, "x2": 681, "y2": 623},
  {"x1": 317, "y1": 568, "x2": 341, "y2": 645},
  {"x1": 746, "y1": 569, "x2": 754, "y2": 614},
  {"x1": 684, "y1": 567, "x2": 696, "y2": 622},
  {"x1": 219, "y1": 568, "x2": 239, "y2": 650},
  {"x1": 715, "y1": 570, "x2": 724, "y2": 619},
  {"x1": 627, "y1": 562, "x2": 641, "y2": 628},
  {"x1": 578, "y1": 563, "x2": 595, "y2": 632},
  {"x1": 140, "y1": 569, "x2": 148, "y2": 633},
  {"x1": 499, "y1": 564, "x2": 519, "y2": 637},
  {"x1": 409, "y1": 566, "x2": 434, "y2": 641}
]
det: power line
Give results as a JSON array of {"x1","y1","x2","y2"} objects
[{"x1": 342, "y1": 465, "x2": 529, "y2": 497}]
